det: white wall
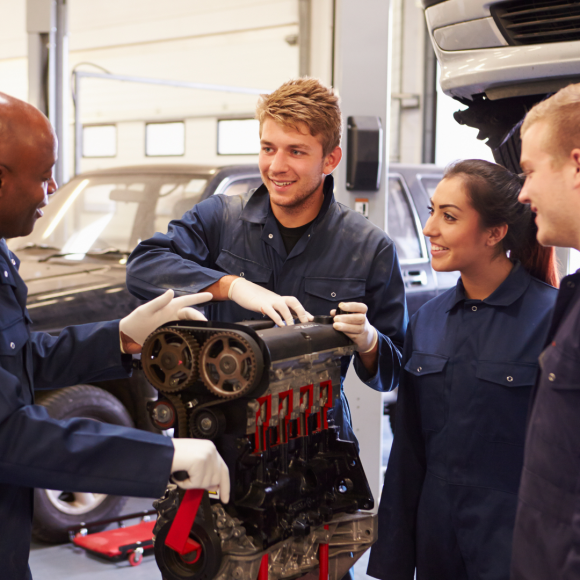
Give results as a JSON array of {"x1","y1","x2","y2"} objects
[{"x1": 0, "y1": 0, "x2": 301, "y2": 174}]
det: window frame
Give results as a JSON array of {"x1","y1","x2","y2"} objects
[
  {"x1": 387, "y1": 172, "x2": 429, "y2": 265},
  {"x1": 145, "y1": 121, "x2": 186, "y2": 157},
  {"x1": 82, "y1": 124, "x2": 118, "y2": 159},
  {"x1": 216, "y1": 118, "x2": 261, "y2": 156}
]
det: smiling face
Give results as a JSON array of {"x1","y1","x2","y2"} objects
[
  {"x1": 258, "y1": 117, "x2": 341, "y2": 221},
  {"x1": 0, "y1": 104, "x2": 58, "y2": 239},
  {"x1": 519, "y1": 120, "x2": 580, "y2": 249},
  {"x1": 423, "y1": 176, "x2": 503, "y2": 275}
]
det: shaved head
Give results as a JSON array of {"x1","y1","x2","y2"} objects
[
  {"x1": 0, "y1": 92, "x2": 58, "y2": 239},
  {"x1": 0, "y1": 92, "x2": 56, "y2": 167}
]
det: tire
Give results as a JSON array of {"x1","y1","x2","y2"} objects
[
  {"x1": 32, "y1": 385, "x2": 134, "y2": 543},
  {"x1": 492, "y1": 120, "x2": 523, "y2": 174}
]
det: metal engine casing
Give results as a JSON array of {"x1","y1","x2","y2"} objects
[{"x1": 142, "y1": 317, "x2": 377, "y2": 580}]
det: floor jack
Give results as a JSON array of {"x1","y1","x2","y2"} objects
[{"x1": 68, "y1": 508, "x2": 158, "y2": 567}]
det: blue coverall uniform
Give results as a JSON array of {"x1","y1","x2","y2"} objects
[
  {"x1": 367, "y1": 262, "x2": 557, "y2": 580},
  {"x1": 511, "y1": 269, "x2": 580, "y2": 580},
  {"x1": 0, "y1": 239, "x2": 174, "y2": 580},
  {"x1": 126, "y1": 175, "x2": 408, "y2": 442}
]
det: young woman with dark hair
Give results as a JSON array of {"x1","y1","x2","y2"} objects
[{"x1": 367, "y1": 159, "x2": 558, "y2": 580}]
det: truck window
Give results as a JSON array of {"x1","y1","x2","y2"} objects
[{"x1": 387, "y1": 177, "x2": 423, "y2": 261}]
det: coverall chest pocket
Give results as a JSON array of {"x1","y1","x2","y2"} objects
[
  {"x1": 405, "y1": 352, "x2": 448, "y2": 432},
  {"x1": 0, "y1": 282, "x2": 29, "y2": 357},
  {"x1": 0, "y1": 315, "x2": 29, "y2": 358},
  {"x1": 215, "y1": 250, "x2": 272, "y2": 285},
  {"x1": 535, "y1": 346, "x2": 580, "y2": 452},
  {"x1": 475, "y1": 361, "x2": 537, "y2": 445},
  {"x1": 303, "y1": 277, "x2": 366, "y2": 316}
]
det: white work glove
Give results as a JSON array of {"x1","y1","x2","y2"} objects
[
  {"x1": 228, "y1": 278, "x2": 313, "y2": 326},
  {"x1": 332, "y1": 302, "x2": 378, "y2": 353},
  {"x1": 119, "y1": 289, "x2": 211, "y2": 351},
  {"x1": 171, "y1": 438, "x2": 230, "y2": 503}
]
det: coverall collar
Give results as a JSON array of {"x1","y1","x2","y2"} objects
[
  {"x1": 445, "y1": 261, "x2": 531, "y2": 312},
  {"x1": 240, "y1": 174, "x2": 336, "y2": 225},
  {"x1": 241, "y1": 175, "x2": 336, "y2": 260}
]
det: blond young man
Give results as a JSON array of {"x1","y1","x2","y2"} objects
[
  {"x1": 511, "y1": 83, "x2": 580, "y2": 579},
  {"x1": 127, "y1": 78, "x2": 408, "y2": 445}
]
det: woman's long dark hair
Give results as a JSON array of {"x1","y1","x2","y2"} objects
[{"x1": 444, "y1": 159, "x2": 559, "y2": 287}]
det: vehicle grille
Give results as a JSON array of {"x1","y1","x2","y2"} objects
[{"x1": 491, "y1": 0, "x2": 580, "y2": 45}]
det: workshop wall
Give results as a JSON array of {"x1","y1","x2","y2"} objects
[{"x1": 0, "y1": 0, "x2": 300, "y2": 173}]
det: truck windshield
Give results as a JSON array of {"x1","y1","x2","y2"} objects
[{"x1": 9, "y1": 173, "x2": 208, "y2": 259}]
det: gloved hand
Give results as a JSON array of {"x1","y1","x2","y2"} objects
[
  {"x1": 332, "y1": 302, "x2": 378, "y2": 353},
  {"x1": 171, "y1": 438, "x2": 230, "y2": 503},
  {"x1": 119, "y1": 289, "x2": 211, "y2": 353},
  {"x1": 228, "y1": 278, "x2": 313, "y2": 326}
]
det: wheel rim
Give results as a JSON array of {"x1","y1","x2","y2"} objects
[{"x1": 44, "y1": 489, "x2": 107, "y2": 515}]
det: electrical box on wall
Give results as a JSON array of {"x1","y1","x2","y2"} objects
[{"x1": 346, "y1": 116, "x2": 383, "y2": 191}]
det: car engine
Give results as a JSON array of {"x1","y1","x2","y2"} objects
[{"x1": 142, "y1": 316, "x2": 377, "y2": 580}]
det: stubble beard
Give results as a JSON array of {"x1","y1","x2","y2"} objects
[{"x1": 268, "y1": 175, "x2": 324, "y2": 215}]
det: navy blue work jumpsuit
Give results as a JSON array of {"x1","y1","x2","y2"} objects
[
  {"x1": 511, "y1": 269, "x2": 580, "y2": 580},
  {"x1": 126, "y1": 175, "x2": 408, "y2": 442},
  {"x1": 0, "y1": 239, "x2": 174, "y2": 580},
  {"x1": 367, "y1": 262, "x2": 557, "y2": 580}
]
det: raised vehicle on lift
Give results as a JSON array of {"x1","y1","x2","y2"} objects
[
  {"x1": 9, "y1": 162, "x2": 452, "y2": 542},
  {"x1": 423, "y1": 0, "x2": 580, "y2": 172}
]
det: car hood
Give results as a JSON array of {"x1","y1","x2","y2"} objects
[{"x1": 17, "y1": 256, "x2": 124, "y2": 298}]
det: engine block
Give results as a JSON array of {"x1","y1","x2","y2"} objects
[{"x1": 142, "y1": 316, "x2": 377, "y2": 580}]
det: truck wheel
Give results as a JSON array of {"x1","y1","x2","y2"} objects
[{"x1": 32, "y1": 385, "x2": 134, "y2": 543}]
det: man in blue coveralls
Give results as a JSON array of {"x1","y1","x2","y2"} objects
[
  {"x1": 510, "y1": 83, "x2": 580, "y2": 579},
  {"x1": 127, "y1": 78, "x2": 408, "y2": 448},
  {"x1": 0, "y1": 92, "x2": 230, "y2": 579}
]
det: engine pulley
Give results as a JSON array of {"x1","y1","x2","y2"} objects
[{"x1": 154, "y1": 519, "x2": 222, "y2": 580}]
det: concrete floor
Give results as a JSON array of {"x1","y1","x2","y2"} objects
[{"x1": 29, "y1": 423, "x2": 394, "y2": 580}]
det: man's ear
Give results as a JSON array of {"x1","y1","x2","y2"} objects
[
  {"x1": 323, "y1": 146, "x2": 342, "y2": 175},
  {"x1": 571, "y1": 148, "x2": 580, "y2": 190},
  {"x1": 487, "y1": 223, "x2": 509, "y2": 248},
  {"x1": 0, "y1": 165, "x2": 6, "y2": 196}
]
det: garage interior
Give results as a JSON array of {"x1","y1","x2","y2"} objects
[{"x1": 2, "y1": 0, "x2": 580, "y2": 579}]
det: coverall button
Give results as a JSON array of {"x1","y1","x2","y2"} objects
[
  {"x1": 11, "y1": 259, "x2": 15, "y2": 265},
  {"x1": 10, "y1": 342, "x2": 15, "y2": 349},
  {"x1": 417, "y1": 366, "x2": 422, "y2": 372},
  {"x1": 472, "y1": 305, "x2": 478, "y2": 312},
  {"x1": 268, "y1": 233, "x2": 273, "y2": 239},
  {"x1": 548, "y1": 373, "x2": 556, "y2": 382},
  {"x1": 3, "y1": 271, "x2": 7, "y2": 277},
  {"x1": 240, "y1": 272, "x2": 244, "y2": 277},
  {"x1": 331, "y1": 292, "x2": 336, "y2": 298},
  {"x1": 568, "y1": 281, "x2": 576, "y2": 288},
  {"x1": 507, "y1": 376, "x2": 514, "y2": 382}
]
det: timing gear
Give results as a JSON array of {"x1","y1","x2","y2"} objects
[
  {"x1": 142, "y1": 327, "x2": 199, "y2": 393},
  {"x1": 199, "y1": 331, "x2": 259, "y2": 399}
]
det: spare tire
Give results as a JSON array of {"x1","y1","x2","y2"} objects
[{"x1": 32, "y1": 385, "x2": 134, "y2": 543}]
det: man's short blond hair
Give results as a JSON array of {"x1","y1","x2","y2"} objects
[
  {"x1": 255, "y1": 78, "x2": 342, "y2": 157},
  {"x1": 522, "y1": 83, "x2": 580, "y2": 163}
]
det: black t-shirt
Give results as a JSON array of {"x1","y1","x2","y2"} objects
[{"x1": 275, "y1": 217, "x2": 314, "y2": 255}]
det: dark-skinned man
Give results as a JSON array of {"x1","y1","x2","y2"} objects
[{"x1": 0, "y1": 92, "x2": 230, "y2": 580}]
